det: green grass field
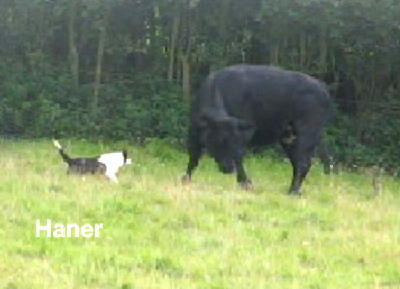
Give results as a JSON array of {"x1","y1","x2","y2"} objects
[{"x1": 0, "y1": 139, "x2": 399, "y2": 289}]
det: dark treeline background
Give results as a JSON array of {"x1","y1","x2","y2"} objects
[{"x1": 0, "y1": 0, "x2": 400, "y2": 171}]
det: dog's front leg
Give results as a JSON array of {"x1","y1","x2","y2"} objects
[{"x1": 105, "y1": 170, "x2": 119, "y2": 183}]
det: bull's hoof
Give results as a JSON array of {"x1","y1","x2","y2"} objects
[
  {"x1": 288, "y1": 189, "x2": 301, "y2": 196},
  {"x1": 239, "y1": 180, "x2": 253, "y2": 190},
  {"x1": 181, "y1": 174, "x2": 191, "y2": 185}
]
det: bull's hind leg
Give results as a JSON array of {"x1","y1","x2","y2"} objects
[
  {"x1": 281, "y1": 141, "x2": 301, "y2": 194},
  {"x1": 282, "y1": 126, "x2": 321, "y2": 195},
  {"x1": 182, "y1": 130, "x2": 203, "y2": 184}
]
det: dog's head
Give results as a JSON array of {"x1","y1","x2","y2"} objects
[
  {"x1": 98, "y1": 150, "x2": 132, "y2": 169},
  {"x1": 123, "y1": 149, "x2": 132, "y2": 165}
]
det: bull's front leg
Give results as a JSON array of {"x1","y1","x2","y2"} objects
[
  {"x1": 235, "y1": 158, "x2": 252, "y2": 190},
  {"x1": 182, "y1": 149, "x2": 202, "y2": 183},
  {"x1": 182, "y1": 131, "x2": 203, "y2": 184}
]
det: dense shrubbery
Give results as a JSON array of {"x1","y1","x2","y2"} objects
[
  {"x1": 1, "y1": 63, "x2": 399, "y2": 173},
  {"x1": 0, "y1": 0, "x2": 399, "y2": 172},
  {"x1": 0, "y1": 67, "x2": 189, "y2": 141},
  {"x1": 87, "y1": 75, "x2": 189, "y2": 141},
  {"x1": 327, "y1": 97, "x2": 400, "y2": 172}
]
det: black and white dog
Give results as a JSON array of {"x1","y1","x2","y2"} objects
[{"x1": 53, "y1": 140, "x2": 132, "y2": 183}]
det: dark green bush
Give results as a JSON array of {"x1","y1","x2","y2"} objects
[
  {"x1": 326, "y1": 93, "x2": 400, "y2": 173},
  {"x1": 0, "y1": 67, "x2": 188, "y2": 142}
]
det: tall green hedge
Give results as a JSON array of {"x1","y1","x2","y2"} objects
[{"x1": 0, "y1": 0, "x2": 399, "y2": 172}]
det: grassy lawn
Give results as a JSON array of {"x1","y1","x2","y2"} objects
[{"x1": 0, "y1": 139, "x2": 399, "y2": 289}]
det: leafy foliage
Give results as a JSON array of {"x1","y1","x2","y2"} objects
[{"x1": 0, "y1": 0, "x2": 399, "y2": 170}]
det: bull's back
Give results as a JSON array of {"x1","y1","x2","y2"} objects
[
  {"x1": 193, "y1": 64, "x2": 330, "y2": 144},
  {"x1": 226, "y1": 66, "x2": 294, "y2": 119}
]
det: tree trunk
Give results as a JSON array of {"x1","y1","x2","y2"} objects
[
  {"x1": 319, "y1": 27, "x2": 327, "y2": 73},
  {"x1": 181, "y1": 53, "x2": 190, "y2": 101},
  {"x1": 180, "y1": 0, "x2": 192, "y2": 101},
  {"x1": 93, "y1": 24, "x2": 106, "y2": 118},
  {"x1": 299, "y1": 32, "x2": 307, "y2": 69},
  {"x1": 68, "y1": 0, "x2": 79, "y2": 91},
  {"x1": 270, "y1": 42, "x2": 280, "y2": 65},
  {"x1": 168, "y1": 3, "x2": 180, "y2": 81}
]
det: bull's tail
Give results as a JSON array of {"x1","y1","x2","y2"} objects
[
  {"x1": 53, "y1": 139, "x2": 71, "y2": 164},
  {"x1": 317, "y1": 136, "x2": 335, "y2": 175}
]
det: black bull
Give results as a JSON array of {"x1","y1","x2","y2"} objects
[{"x1": 182, "y1": 65, "x2": 332, "y2": 195}]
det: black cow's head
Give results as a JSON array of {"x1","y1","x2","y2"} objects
[{"x1": 199, "y1": 114, "x2": 255, "y2": 174}]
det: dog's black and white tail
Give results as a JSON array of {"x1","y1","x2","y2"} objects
[{"x1": 53, "y1": 140, "x2": 71, "y2": 164}]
